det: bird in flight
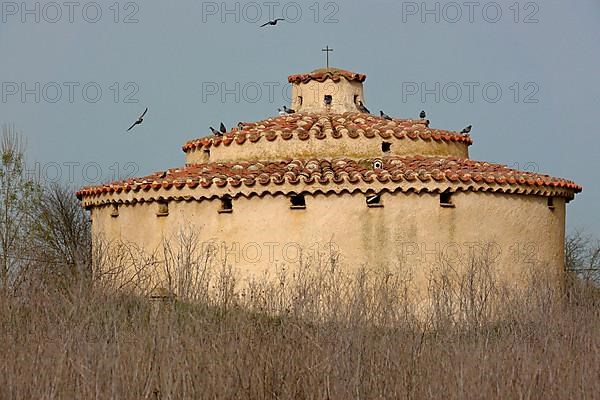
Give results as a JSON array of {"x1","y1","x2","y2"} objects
[
  {"x1": 209, "y1": 127, "x2": 222, "y2": 137},
  {"x1": 283, "y1": 106, "x2": 295, "y2": 114},
  {"x1": 357, "y1": 101, "x2": 370, "y2": 114},
  {"x1": 126, "y1": 107, "x2": 148, "y2": 132},
  {"x1": 380, "y1": 111, "x2": 392, "y2": 121},
  {"x1": 420, "y1": 110, "x2": 426, "y2": 119},
  {"x1": 260, "y1": 18, "x2": 285, "y2": 27},
  {"x1": 461, "y1": 125, "x2": 472, "y2": 134}
]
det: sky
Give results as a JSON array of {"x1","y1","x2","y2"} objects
[{"x1": 0, "y1": 0, "x2": 599, "y2": 236}]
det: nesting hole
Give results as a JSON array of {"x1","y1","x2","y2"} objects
[
  {"x1": 290, "y1": 194, "x2": 306, "y2": 209},
  {"x1": 110, "y1": 204, "x2": 119, "y2": 218},
  {"x1": 382, "y1": 142, "x2": 391, "y2": 153},
  {"x1": 219, "y1": 196, "x2": 233, "y2": 214},
  {"x1": 547, "y1": 197, "x2": 555, "y2": 210},
  {"x1": 440, "y1": 192, "x2": 455, "y2": 208},
  {"x1": 156, "y1": 201, "x2": 169, "y2": 217},
  {"x1": 366, "y1": 194, "x2": 383, "y2": 208},
  {"x1": 324, "y1": 95, "x2": 333, "y2": 105}
]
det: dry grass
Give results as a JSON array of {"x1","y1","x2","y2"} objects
[{"x1": 0, "y1": 246, "x2": 599, "y2": 400}]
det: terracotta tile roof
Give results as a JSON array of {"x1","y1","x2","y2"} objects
[
  {"x1": 288, "y1": 68, "x2": 367, "y2": 84},
  {"x1": 182, "y1": 112, "x2": 472, "y2": 153},
  {"x1": 77, "y1": 156, "x2": 581, "y2": 201}
]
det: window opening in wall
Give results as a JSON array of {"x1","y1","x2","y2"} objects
[
  {"x1": 366, "y1": 194, "x2": 383, "y2": 208},
  {"x1": 290, "y1": 194, "x2": 306, "y2": 209},
  {"x1": 324, "y1": 95, "x2": 332, "y2": 106},
  {"x1": 157, "y1": 201, "x2": 169, "y2": 217},
  {"x1": 382, "y1": 142, "x2": 391, "y2": 153},
  {"x1": 111, "y1": 204, "x2": 119, "y2": 218},
  {"x1": 219, "y1": 196, "x2": 233, "y2": 214},
  {"x1": 548, "y1": 197, "x2": 555, "y2": 210},
  {"x1": 440, "y1": 192, "x2": 455, "y2": 208}
]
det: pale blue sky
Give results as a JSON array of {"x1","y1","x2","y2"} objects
[{"x1": 1, "y1": 0, "x2": 599, "y2": 235}]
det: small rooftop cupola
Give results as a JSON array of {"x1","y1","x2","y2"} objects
[{"x1": 288, "y1": 67, "x2": 367, "y2": 114}]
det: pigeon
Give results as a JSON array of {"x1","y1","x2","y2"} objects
[
  {"x1": 220, "y1": 122, "x2": 227, "y2": 134},
  {"x1": 461, "y1": 125, "x2": 472, "y2": 134},
  {"x1": 237, "y1": 122, "x2": 245, "y2": 130},
  {"x1": 209, "y1": 127, "x2": 222, "y2": 137},
  {"x1": 126, "y1": 107, "x2": 148, "y2": 132},
  {"x1": 157, "y1": 171, "x2": 167, "y2": 179},
  {"x1": 420, "y1": 110, "x2": 426, "y2": 119},
  {"x1": 380, "y1": 111, "x2": 392, "y2": 121},
  {"x1": 278, "y1": 108, "x2": 286, "y2": 116},
  {"x1": 324, "y1": 96, "x2": 332, "y2": 106},
  {"x1": 357, "y1": 101, "x2": 370, "y2": 114},
  {"x1": 260, "y1": 18, "x2": 285, "y2": 27},
  {"x1": 283, "y1": 106, "x2": 295, "y2": 114}
]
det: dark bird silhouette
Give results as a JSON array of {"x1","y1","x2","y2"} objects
[
  {"x1": 278, "y1": 108, "x2": 286, "y2": 116},
  {"x1": 357, "y1": 101, "x2": 370, "y2": 114},
  {"x1": 220, "y1": 122, "x2": 227, "y2": 134},
  {"x1": 126, "y1": 107, "x2": 148, "y2": 132},
  {"x1": 380, "y1": 111, "x2": 392, "y2": 121},
  {"x1": 461, "y1": 125, "x2": 472, "y2": 134},
  {"x1": 283, "y1": 106, "x2": 295, "y2": 114},
  {"x1": 324, "y1": 95, "x2": 332, "y2": 106},
  {"x1": 237, "y1": 122, "x2": 244, "y2": 130},
  {"x1": 260, "y1": 18, "x2": 285, "y2": 27},
  {"x1": 420, "y1": 110, "x2": 426, "y2": 119},
  {"x1": 157, "y1": 171, "x2": 167, "y2": 179},
  {"x1": 209, "y1": 127, "x2": 222, "y2": 137}
]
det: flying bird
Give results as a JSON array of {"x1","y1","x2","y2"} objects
[
  {"x1": 220, "y1": 122, "x2": 227, "y2": 134},
  {"x1": 461, "y1": 125, "x2": 472, "y2": 134},
  {"x1": 126, "y1": 107, "x2": 148, "y2": 132},
  {"x1": 420, "y1": 110, "x2": 426, "y2": 119},
  {"x1": 357, "y1": 101, "x2": 370, "y2": 114},
  {"x1": 283, "y1": 106, "x2": 295, "y2": 114},
  {"x1": 260, "y1": 18, "x2": 285, "y2": 27},
  {"x1": 380, "y1": 111, "x2": 392, "y2": 121},
  {"x1": 209, "y1": 127, "x2": 222, "y2": 137}
]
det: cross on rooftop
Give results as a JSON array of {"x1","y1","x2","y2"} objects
[{"x1": 322, "y1": 45, "x2": 334, "y2": 69}]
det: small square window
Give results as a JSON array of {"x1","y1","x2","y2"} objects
[
  {"x1": 219, "y1": 196, "x2": 233, "y2": 214},
  {"x1": 440, "y1": 192, "x2": 455, "y2": 208},
  {"x1": 324, "y1": 95, "x2": 333, "y2": 106},
  {"x1": 366, "y1": 194, "x2": 383, "y2": 208},
  {"x1": 157, "y1": 201, "x2": 169, "y2": 217},
  {"x1": 547, "y1": 197, "x2": 555, "y2": 210},
  {"x1": 298, "y1": 96, "x2": 303, "y2": 106},
  {"x1": 382, "y1": 142, "x2": 391, "y2": 153},
  {"x1": 290, "y1": 194, "x2": 306, "y2": 209},
  {"x1": 110, "y1": 204, "x2": 119, "y2": 218}
]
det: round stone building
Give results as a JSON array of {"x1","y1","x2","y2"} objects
[{"x1": 77, "y1": 67, "x2": 582, "y2": 290}]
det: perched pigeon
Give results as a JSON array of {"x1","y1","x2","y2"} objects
[
  {"x1": 380, "y1": 111, "x2": 392, "y2": 121},
  {"x1": 220, "y1": 122, "x2": 227, "y2": 134},
  {"x1": 324, "y1": 96, "x2": 332, "y2": 106},
  {"x1": 283, "y1": 106, "x2": 295, "y2": 114},
  {"x1": 420, "y1": 110, "x2": 426, "y2": 119},
  {"x1": 237, "y1": 122, "x2": 245, "y2": 130},
  {"x1": 461, "y1": 125, "x2": 472, "y2": 134},
  {"x1": 210, "y1": 127, "x2": 222, "y2": 137},
  {"x1": 260, "y1": 18, "x2": 285, "y2": 27},
  {"x1": 278, "y1": 108, "x2": 286, "y2": 116},
  {"x1": 126, "y1": 107, "x2": 148, "y2": 132},
  {"x1": 357, "y1": 101, "x2": 371, "y2": 114}
]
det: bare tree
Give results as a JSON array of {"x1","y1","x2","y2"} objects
[
  {"x1": 0, "y1": 124, "x2": 42, "y2": 293},
  {"x1": 32, "y1": 183, "x2": 92, "y2": 281},
  {"x1": 565, "y1": 230, "x2": 600, "y2": 283}
]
